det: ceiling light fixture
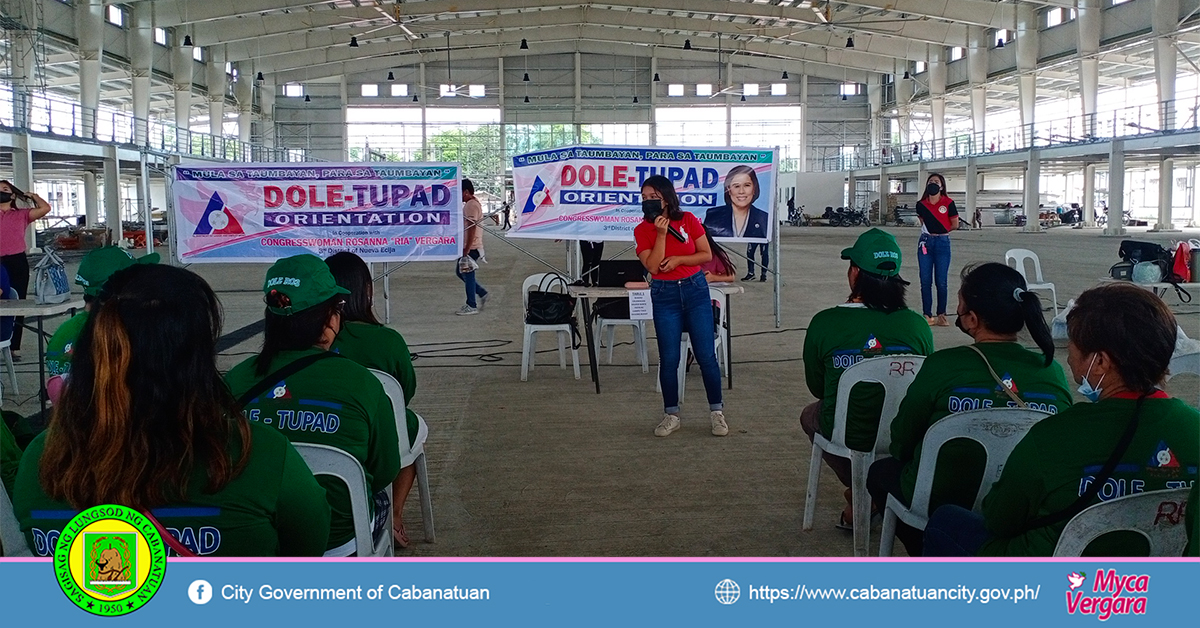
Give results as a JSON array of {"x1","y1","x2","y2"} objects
[
  {"x1": 349, "y1": 36, "x2": 359, "y2": 48},
  {"x1": 740, "y1": 94, "x2": 746, "y2": 102},
  {"x1": 903, "y1": 70, "x2": 911, "y2": 79},
  {"x1": 413, "y1": 94, "x2": 419, "y2": 102},
  {"x1": 523, "y1": 72, "x2": 530, "y2": 82},
  {"x1": 304, "y1": 94, "x2": 311, "y2": 103},
  {"x1": 633, "y1": 95, "x2": 639, "y2": 103},
  {"x1": 684, "y1": 39, "x2": 692, "y2": 50},
  {"x1": 846, "y1": 36, "x2": 854, "y2": 48},
  {"x1": 387, "y1": 71, "x2": 395, "y2": 81},
  {"x1": 524, "y1": 95, "x2": 530, "y2": 103},
  {"x1": 653, "y1": 73, "x2": 660, "y2": 82},
  {"x1": 183, "y1": 35, "x2": 193, "y2": 47},
  {"x1": 782, "y1": 70, "x2": 789, "y2": 79},
  {"x1": 255, "y1": 71, "x2": 264, "y2": 82},
  {"x1": 841, "y1": 93, "x2": 848, "y2": 101},
  {"x1": 997, "y1": 39, "x2": 1005, "y2": 48},
  {"x1": 520, "y1": 39, "x2": 529, "y2": 50}
]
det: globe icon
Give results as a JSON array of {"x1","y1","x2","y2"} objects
[{"x1": 714, "y1": 579, "x2": 740, "y2": 605}]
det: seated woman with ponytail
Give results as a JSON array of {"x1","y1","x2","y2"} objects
[
  {"x1": 13, "y1": 264, "x2": 330, "y2": 557},
  {"x1": 224, "y1": 254, "x2": 399, "y2": 557},
  {"x1": 868, "y1": 262, "x2": 1073, "y2": 556},
  {"x1": 924, "y1": 283, "x2": 1199, "y2": 556}
]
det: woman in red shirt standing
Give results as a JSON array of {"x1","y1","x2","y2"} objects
[
  {"x1": 0, "y1": 180, "x2": 52, "y2": 359},
  {"x1": 634, "y1": 175, "x2": 728, "y2": 438},
  {"x1": 915, "y1": 173, "x2": 958, "y2": 326}
]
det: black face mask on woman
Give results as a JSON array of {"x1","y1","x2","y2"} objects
[
  {"x1": 925, "y1": 183, "x2": 941, "y2": 197},
  {"x1": 0, "y1": 192, "x2": 12, "y2": 204}
]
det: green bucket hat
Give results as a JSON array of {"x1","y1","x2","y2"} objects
[
  {"x1": 263, "y1": 254, "x2": 350, "y2": 316},
  {"x1": 75, "y1": 246, "x2": 161, "y2": 296},
  {"x1": 840, "y1": 228, "x2": 902, "y2": 277}
]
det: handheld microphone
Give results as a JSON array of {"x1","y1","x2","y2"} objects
[{"x1": 667, "y1": 225, "x2": 687, "y2": 243}]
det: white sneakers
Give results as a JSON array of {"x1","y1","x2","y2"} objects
[
  {"x1": 455, "y1": 305, "x2": 478, "y2": 316},
  {"x1": 654, "y1": 412, "x2": 730, "y2": 437},
  {"x1": 710, "y1": 411, "x2": 729, "y2": 436},
  {"x1": 654, "y1": 414, "x2": 681, "y2": 437}
]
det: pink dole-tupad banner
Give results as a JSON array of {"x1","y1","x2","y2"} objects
[
  {"x1": 508, "y1": 145, "x2": 777, "y2": 243},
  {"x1": 172, "y1": 162, "x2": 463, "y2": 263}
]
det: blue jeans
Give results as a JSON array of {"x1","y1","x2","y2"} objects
[
  {"x1": 917, "y1": 234, "x2": 951, "y2": 317},
  {"x1": 652, "y1": 271, "x2": 723, "y2": 414},
  {"x1": 455, "y1": 249, "x2": 488, "y2": 308},
  {"x1": 746, "y1": 243, "x2": 769, "y2": 277},
  {"x1": 923, "y1": 505, "x2": 991, "y2": 557}
]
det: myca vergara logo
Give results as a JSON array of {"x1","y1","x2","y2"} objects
[{"x1": 53, "y1": 505, "x2": 167, "y2": 617}]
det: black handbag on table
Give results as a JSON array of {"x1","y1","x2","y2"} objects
[{"x1": 525, "y1": 273, "x2": 577, "y2": 325}]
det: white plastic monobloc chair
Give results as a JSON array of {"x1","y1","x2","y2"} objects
[
  {"x1": 655, "y1": 289, "x2": 729, "y2": 401},
  {"x1": 878, "y1": 408, "x2": 1050, "y2": 556},
  {"x1": 1005, "y1": 248, "x2": 1059, "y2": 317},
  {"x1": 367, "y1": 368, "x2": 435, "y2": 543},
  {"x1": 596, "y1": 317, "x2": 649, "y2": 372},
  {"x1": 293, "y1": 442, "x2": 392, "y2": 558},
  {"x1": 521, "y1": 273, "x2": 581, "y2": 382},
  {"x1": 1052, "y1": 487, "x2": 1191, "y2": 557},
  {"x1": 1, "y1": 481, "x2": 32, "y2": 556},
  {"x1": 802, "y1": 354, "x2": 925, "y2": 557},
  {"x1": 1, "y1": 286, "x2": 18, "y2": 400},
  {"x1": 1166, "y1": 352, "x2": 1200, "y2": 408}
]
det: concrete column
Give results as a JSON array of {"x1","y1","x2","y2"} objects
[
  {"x1": 76, "y1": 0, "x2": 104, "y2": 140},
  {"x1": 573, "y1": 52, "x2": 582, "y2": 143},
  {"x1": 968, "y1": 26, "x2": 989, "y2": 148},
  {"x1": 1083, "y1": 163, "x2": 1097, "y2": 226},
  {"x1": 725, "y1": 57, "x2": 734, "y2": 146},
  {"x1": 1078, "y1": 0, "x2": 1102, "y2": 138},
  {"x1": 847, "y1": 171, "x2": 857, "y2": 208},
  {"x1": 13, "y1": 134, "x2": 35, "y2": 250},
  {"x1": 498, "y1": 57, "x2": 508, "y2": 161},
  {"x1": 929, "y1": 48, "x2": 947, "y2": 158},
  {"x1": 897, "y1": 60, "x2": 912, "y2": 153},
  {"x1": 103, "y1": 145, "x2": 122, "y2": 246},
  {"x1": 1017, "y1": 3, "x2": 1040, "y2": 145},
  {"x1": 1023, "y1": 149, "x2": 1042, "y2": 233},
  {"x1": 868, "y1": 74, "x2": 883, "y2": 157},
  {"x1": 260, "y1": 76, "x2": 276, "y2": 150},
  {"x1": 172, "y1": 43, "x2": 195, "y2": 136},
  {"x1": 1106, "y1": 140, "x2": 1127, "y2": 236},
  {"x1": 207, "y1": 46, "x2": 227, "y2": 137},
  {"x1": 83, "y1": 171, "x2": 99, "y2": 227},
  {"x1": 128, "y1": 4, "x2": 153, "y2": 146},
  {"x1": 965, "y1": 157, "x2": 978, "y2": 228},
  {"x1": 648, "y1": 56, "x2": 657, "y2": 145},
  {"x1": 798, "y1": 74, "x2": 808, "y2": 170},
  {"x1": 917, "y1": 162, "x2": 928, "y2": 196},
  {"x1": 1191, "y1": 166, "x2": 1200, "y2": 228},
  {"x1": 419, "y1": 63, "x2": 428, "y2": 154},
  {"x1": 1154, "y1": 158, "x2": 1178, "y2": 231},
  {"x1": 1154, "y1": 0, "x2": 1180, "y2": 129},
  {"x1": 879, "y1": 164, "x2": 889, "y2": 222},
  {"x1": 235, "y1": 62, "x2": 255, "y2": 144}
]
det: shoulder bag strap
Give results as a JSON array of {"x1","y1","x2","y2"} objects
[
  {"x1": 1008, "y1": 395, "x2": 1146, "y2": 537},
  {"x1": 141, "y1": 509, "x2": 198, "y2": 557},
  {"x1": 236, "y1": 352, "x2": 340, "y2": 408},
  {"x1": 965, "y1": 345, "x2": 1027, "y2": 408}
]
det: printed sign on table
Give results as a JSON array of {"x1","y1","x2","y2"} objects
[
  {"x1": 509, "y1": 146, "x2": 777, "y2": 243},
  {"x1": 172, "y1": 162, "x2": 463, "y2": 263}
]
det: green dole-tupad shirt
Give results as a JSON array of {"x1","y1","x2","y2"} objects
[
  {"x1": 44, "y1": 311, "x2": 88, "y2": 376},
  {"x1": 225, "y1": 349, "x2": 400, "y2": 551},
  {"x1": 13, "y1": 422, "x2": 330, "y2": 557},
  {"x1": 888, "y1": 342, "x2": 1073, "y2": 511},
  {"x1": 803, "y1": 304, "x2": 935, "y2": 451},
  {"x1": 980, "y1": 395, "x2": 1199, "y2": 556},
  {"x1": 331, "y1": 321, "x2": 419, "y2": 448}
]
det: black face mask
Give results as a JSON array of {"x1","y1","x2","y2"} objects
[
  {"x1": 925, "y1": 183, "x2": 941, "y2": 197},
  {"x1": 642, "y1": 199, "x2": 663, "y2": 222},
  {"x1": 0, "y1": 192, "x2": 12, "y2": 204},
  {"x1": 955, "y1": 313, "x2": 971, "y2": 336}
]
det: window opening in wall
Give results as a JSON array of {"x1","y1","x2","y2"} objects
[
  {"x1": 391, "y1": 84, "x2": 409, "y2": 97},
  {"x1": 439, "y1": 84, "x2": 458, "y2": 97},
  {"x1": 154, "y1": 28, "x2": 169, "y2": 46},
  {"x1": 668, "y1": 84, "x2": 684, "y2": 96},
  {"x1": 696, "y1": 83, "x2": 713, "y2": 97},
  {"x1": 771, "y1": 83, "x2": 787, "y2": 96},
  {"x1": 743, "y1": 83, "x2": 760, "y2": 96},
  {"x1": 283, "y1": 83, "x2": 304, "y2": 98},
  {"x1": 361, "y1": 84, "x2": 379, "y2": 97},
  {"x1": 915, "y1": 61, "x2": 927, "y2": 74},
  {"x1": 106, "y1": 5, "x2": 124, "y2": 27},
  {"x1": 469, "y1": 84, "x2": 485, "y2": 98},
  {"x1": 193, "y1": 47, "x2": 204, "y2": 62},
  {"x1": 994, "y1": 29, "x2": 1010, "y2": 47},
  {"x1": 949, "y1": 46, "x2": 964, "y2": 61},
  {"x1": 840, "y1": 83, "x2": 859, "y2": 97}
]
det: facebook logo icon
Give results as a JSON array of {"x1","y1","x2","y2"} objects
[{"x1": 188, "y1": 579, "x2": 213, "y2": 605}]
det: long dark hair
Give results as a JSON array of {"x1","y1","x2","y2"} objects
[
  {"x1": 641, "y1": 175, "x2": 685, "y2": 221},
  {"x1": 960, "y1": 262, "x2": 1054, "y2": 365},
  {"x1": 256, "y1": 294, "x2": 343, "y2": 376},
  {"x1": 849, "y1": 265, "x2": 908, "y2": 313},
  {"x1": 326, "y1": 252, "x2": 380, "y2": 326},
  {"x1": 705, "y1": 233, "x2": 736, "y2": 275},
  {"x1": 723, "y1": 165, "x2": 760, "y2": 206},
  {"x1": 40, "y1": 265, "x2": 251, "y2": 509},
  {"x1": 1067, "y1": 283, "x2": 1176, "y2": 393},
  {"x1": 920, "y1": 172, "x2": 947, "y2": 203}
]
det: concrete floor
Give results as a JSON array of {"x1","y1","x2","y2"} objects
[{"x1": 5, "y1": 223, "x2": 1199, "y2": 557}]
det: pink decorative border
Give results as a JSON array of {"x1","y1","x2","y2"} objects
[{"x1": 3, "y1": 557, "x2": 1198, "y2": 564}]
